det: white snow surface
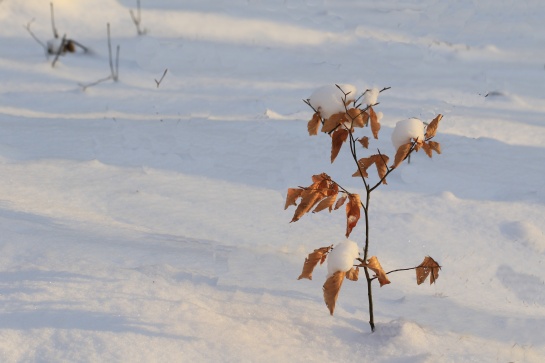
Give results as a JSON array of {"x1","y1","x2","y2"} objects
[
  {"x1": 309, "y1": 84, "x2": 357, "y2": 119},
  {"x1": 391, "y1": 118, "x2": 426, "y2": 150},
  {"x1": 1, "y1": 0, "x2": 545, "y2": 362},
  {"x1": 327, "y1": 240, "x2": 360, "y2": 277}
]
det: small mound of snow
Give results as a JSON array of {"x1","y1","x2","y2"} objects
[
  {"x1": 391, "y1": 118, "x2": 425, "y2": 150},
  {"x1": 363, "y1": 87, "x2": 380, "y2": 106},
  {"x1": 501, "y1": 221, "x2": 545, "y2": 253},
  {"x1": 327, "y1": 240, "x2": 360, "y2": 277},
  {"x1": 309, "y1": 84, "x2": 357, "y2": 119}
]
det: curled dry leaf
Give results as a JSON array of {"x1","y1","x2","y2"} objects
[
  {"x1": 428, "y1": 141, "x2": 441, "y2": 154},
  {"x1": 416, "y1": 256, "x2": 441, "y2": 285},
  {"x1": 372, "y1": 154, "x2": 389, "y2": 184},
  {"x1": 334, "y1": 194, "x2": 347, "y2": 210},
  {"x1": 321, "y1": 112, "x2": 347, "y2": 133},
  {"x1": 425, "y1": 114, "x2": 442, "y2": 139},
  {"x1": 290, "y1": 174, "x2": 337, "y2": 222},
  {"x1": 345, "y1": 267, "x2": 359, "y2": 281},
  {"x1": 308, "y1": 112, "x2": 322, "y2": 136},
  {"x1": 391, "y1": 142, "x2": 413, "y2": 169},
  {"x1": 312, "y1": 195, "x2": 338, "y2": 213},
  {"x1": 346, "y1": 108, "x2": 365, "y2": 128},
  {"x1": 362, "y1": 256, "x2": 391, "y2": 287},
  {"x1": 352, "y1": 157, "x2": 374, "y2": 178},
  {"x1": 297, "y1": 246, "x2": 332, "y2": 280},
  {"x1": 422, "y1": 142, "x2": 433, "y2": 158},
  {"x1": 345, "y1": 194, "x2": 361, "y2": 238},
  {"x1": 323, "y1": 270, "x2": 346, "y2": 315},
  {"x1": 331, "y1": 128, "x2": 349, "y2": 163},
  {"x1": 358, "y1": 136, "x2": 369, "y2": 149},
  {"x1": 284, "y1": 188, "x2": 304, "y2": 210},
  {"x1": 369, "y1": 106, "x2": 381, "y2": 139}
]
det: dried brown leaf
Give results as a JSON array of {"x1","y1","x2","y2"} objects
[
  {"x1": 346, "y1": 108, "x2": 365, "y2": 128},
  {"x1": 428, "y1": 141, "x2": 441, "y2": 155},
  {"x1": 290, "y1": 174, "x2": 336, "y2": 222},
  {"x1": 362, "y1": 256, "x2": 391, "y2": 287},
  {"x1": 422, "y1": 142, "x2": 433, "y2": 158},
  {"x1": 425, "y1": 114, "x2": 442, "y2": 139},
  {"x1": 307, "y1": 112, "x2": 322, "y2": 136},
  {"x1": 369, "y1": 106, "x2": 381, "y2": 139},
  {"x1": 345, "y1": 267, "x2": 359, "y2": 281},
  {"x1": 312, "y1": 195, "x2": 338, "y2": 213},
  {"x1": 323, "y1": 271, "x2": 345, "y2": 315},
  {"x1": 297, "y1": 246, "x2": 332, "y2": 280},
  {"x1": 416, "y1": 256, "x2": 441, "y2": 285},
  {"x1": 290, "y1": 188, "x2": 327, "y2": 222},
  {"x1": 352, "y1": 157, "x2": 374, "y2": 178},
  {"x1": 358, "y1": 136, "x2": 369, "y2": 149},
  {"x1": 371, "y1": 154, "x2": 389, "y2": 184},
  {"x1": 334, "y1": 194, "x2": 348, "y2": 210},
  {"x1": 321, "y1": 112, "x2": 347, "y2": 133},
  {"x1": 331, "y1": 128, "x2": 349, "y2": 163},
  {"x1": 312, "y1": 173, "x2": 329, "y2": 183},
  {"x1": 345, "y1": 194, "x2": 361, "y2": 238},
  {"x1": 391, "y1": 142, "x2": 412, "y2": 169},
  {"x1": 284, "y1": 188, "x2": 303, "y2": 210}
]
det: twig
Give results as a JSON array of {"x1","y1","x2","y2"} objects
[
  {"x1": 50, "y1": 2, "x2": 58, "y2": 38},
  {"x1": 78, "y1": 76, "x2": 113, "y2": 91},
  {"x1": 129, "y1": 0, "x2": 147, "y2": 35},
  {"x1": 51, "y1": 33, "x2": 66, "y2": 67},
  {"x1": 154, "y1": 68, "x2": 168, "y2": 88},
  {"x1": 107, "y1": 23, "x2": 120, "y2": 81},
  {"x1": 24, "y1": 19, "x2": 48, "y2": 57}
]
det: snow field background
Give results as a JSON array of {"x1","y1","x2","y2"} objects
[{"x1": 0, "y1": 0, "x2": 544, "y2": 362}]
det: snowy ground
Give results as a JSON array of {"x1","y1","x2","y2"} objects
[{"x1": 1, "y1": 0, "x2": 544, "y2": 362}]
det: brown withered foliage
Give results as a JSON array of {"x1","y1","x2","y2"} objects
[
  {"x1": 322, "y1": 112, "x2": 347, "y2": 133},
  {"x1": 312, "y1": 195, "x2": 337, "y2": 213},
  {"x1": 334, "y1": 194, "x2": 347, "y2": 210},
  {"x1": 425, "y1": 114, "x2": 442, "y2": 139},
  {"x1": 284, "y1": 188, "x2": 304, "y2": 210},
  {"x1": 323, "y1": 271, "x2": 345, "y2": 315},
  {"x1": 369, "y1": 106, "x2": 381, "y2": 139},
  {"x1": 391, "y1": 142, "x2": 413, "y2": 169},
  {"x1": 345, "y1": 194, "x2": 361, "y2": 237},
  {"x1": 361, "y1": 256, "x2": 391, "y2": 287},
  {"x1": 372, "y1": 154, "x2": 389, "y2": 184},
  {"x1": 358, "y1": 136, "x2": 369, "y2": 149},
  {"x1": 346, "y1": 108, "x2": 366, "y2": 128},
  {"x1": 352, "y1": 154, "x2": 390, "y2": 183},
  {"x1": 331, "y1": 128, "x2": 349, "y2": 163},
  {"x1": 287, "y1": 173, "x2": 338, "y2": 222},
  {"x1": 428, "y1": 141, "x2": 441, "y2": 154},
  {"x1": 298, "y1": 246, "x2": 332, "y2": 280},
  {"x1": 308, "y1": 112, "x2": 322, "y2": 136},
  {"x1": 416, "y1": 256, "x2": 441, "y2": 285},
  {"x1": 345, "y1": 267, "x2": 359, "y2": 281}
]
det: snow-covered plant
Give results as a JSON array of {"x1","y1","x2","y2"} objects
[
  {"x1": 24, "y1": 2, "x2": 89, "y2": 65},
  {"x1": 285, "y1": 84, "x2": 442, "y2": 332}
]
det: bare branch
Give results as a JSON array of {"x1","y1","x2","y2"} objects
[
  {"x1": 154, "y1": 68, "x2": 168, "y2": 88},
  {"x1": 24, "y1": 19, "x2": 48, "y2": 58},
  {"x1": 78, "y1": 76, "x2": 113, "y2": 91},
  {"x1": 129, "y1": 0, "x2": 147, "y2": 35},
  {"x1": 107, "y1": 23, "x2": 120, "y2": 81},
  {"x1": 51, "y1": 33, "x2": 67, "y2": 67},
  {"x1": 50, "y1": 2, "x2": 58, "y2": 38}
]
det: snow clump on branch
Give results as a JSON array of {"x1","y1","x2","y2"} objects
[
  {"x1": 327, "y1": 240, "x2": 360, "y2": 277},
  {"x1": 391, "y1": 118, "x2": 425, "y2": 150},
  {"x1": 309, "y1": 84, "x2": 357, "y2": 119},
  {"x1": 363, "y1": 87, "x2": 380, "y2": 106}
]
